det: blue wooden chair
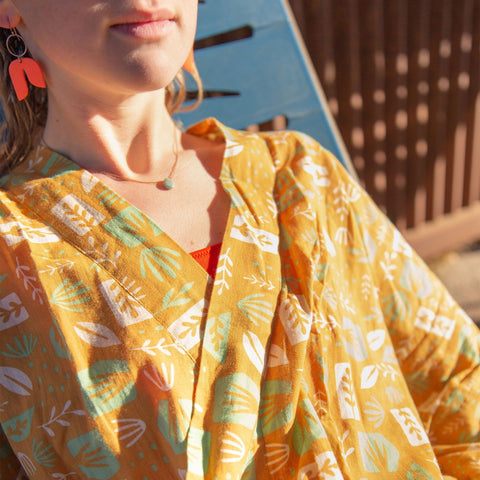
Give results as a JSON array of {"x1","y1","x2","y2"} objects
[{"x1": 176, "y1": 0, "x2": 354, "y2": 174}]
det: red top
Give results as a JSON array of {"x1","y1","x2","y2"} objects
[{"x1": 190, "y1": 243, "x2": 222, "y2": 277}]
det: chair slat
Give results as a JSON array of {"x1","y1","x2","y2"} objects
[
  {"x1": 196, "y1": 0, "x2": 286, "y2": 38},
  {"x1": 177, "y1": 0, "x2": 354, "y2": 174}
]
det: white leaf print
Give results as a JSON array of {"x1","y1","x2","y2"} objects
[
  {"x1": 392, "y1": 228, "x2": 413, "y2": 258},
  {"x1": 52, "y1": 473, "x2": 77, "y2": 479},
  {"x1": 279, "y1": 296, "x2": 312, "y2": 345},
  {"x1": 39, "y1": 400, "x2": 86, "y2": 437},
  {"x1": 390, "y1": 408, "x2": 430, "y2": 446},
  {"x1": 383, "y1": 346, "x2": 398, "y2": 364},
  {"x1": 17, "y1": 452, "x2": 36, "y2": 476},
  {"x1": 81, "y1": 170, "x2": 100, "y2": 193},
  {"x1": 266, "y1": 443, "x2": 290, "y2": 474},
  {"x1": 111, "y1": 418, "x2": 146, "y2": 447},
  {"x1": 361, "y1": 365, "x2": 379, "y2": 389},
  {"x1": 321, "y1": 228, "x2": 336, "y2": 257},
  {"x1": 214, "y1": 247, "x2": 233, "y2": 295},
  {"x1": 335, "y1": 363, "x2": 360, "y2": 420},
  {"x1": 364, "y1": 397, "x2": 385, "y2": 428},
  {"x1": 267, "y1": 344, "x2": 289, "y2": 367},
  {"x1": 242, "y1": 274, "x2": 275, "y2": 291},
  {"x1": 342, "y1": 317, "x2": 367, "y2": 361},
  {"x1": 0, "y1": 367, "x2": 32, "y2": 396},
  {"x1": 298, "y1": 155, "x2": 331, "y2": 186},
  {"x1": 224, "y1": 139, "x2": 244, "y2": 158},
  {"x1": 143, "y1": 363, "x2": 175, "y2": 391},
  {"x1": 359, "y1": 230, "x2": 377, "y2": 263},
  {"x1": 367, "y1": 330, "x2": 386, "y2": 351},
  {"x1": 243, "y1": 332, "x2": 265, "y2": 374},
  {"x1": 51, "y1": 193, "x2": 105, "y2": 236},
  {"x1": 334, "y1": 227, "x2": 352, "y2": 246},
  {"x1": 0, "y1": 293, "x2": 29, "y2": 331},
  {"x1": 15, "y1": 257, "x2": 44, "y2": 304},
  {"x1": 74, "y1": 322, "x2": 121, "y2": 347},
  {"x1": 132, "y1": 338, "x2": 183, "y2": 357},
  {"x1": 0, "y1": 220, "x2": 60, "y2": 246},
  {"x1": 298, "y1": 451, "x2": 343, "y2": 479},
  {"x1": 230, "y1": 215, "x2": 279, "y2": 254},
  {"x1": 220, "y1": 431, "x2": 245, "y2": 463},
  {"x1": 178, "y1": 469, "x2": 187, "y2": 480}
]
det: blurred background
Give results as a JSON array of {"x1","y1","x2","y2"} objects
[{"x1": 288, "y1": 0, "x2": 480, "y2": 322}]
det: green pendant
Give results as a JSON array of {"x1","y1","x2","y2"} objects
[{"x1": 163, "y1": 177, "x2": 175, "y2": 190}]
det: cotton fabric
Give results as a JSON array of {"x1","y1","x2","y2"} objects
[{"x1": 0, "y1": 118, "x2": 479, "y2": 479}]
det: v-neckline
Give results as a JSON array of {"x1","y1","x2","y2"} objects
[
  {"x1": 24, "y1": 118, "x2": 236, "y2": 280},
  {"x1": 3, "y1": 119, "x2": 258, "y2": 335},
  {"x1": 4, "y1": 116, "x2": 282, "y2": 333}
]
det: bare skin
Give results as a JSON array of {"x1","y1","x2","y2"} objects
[
  {"x1": 93, "y1": 134, "x2": 229, "y2": 252},
  {"x1": 0, "y1": 0, "x2": 230, "y2": 252}
]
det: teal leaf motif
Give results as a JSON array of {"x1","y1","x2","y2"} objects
[
  {"x1": 1, "y1": 334, "x2": 37, "y2": 358},
  {"x1": 77, "y1": 360, "x2": 136, "y2": 418},
  {"x1": 67, "y1": 430, "x2": 120, "y2": 479},
  {"x1": 315, "y1": 263, "x2": 328, "y2": 281},
  {"x1": 104, "y1": 206, "x2": 162, "y2": 247},
  {"x1": 406, "y1": 462, "x2": 435, "y2": 480},
  {"x1": 157, "y1": 398, "x2": 193, "y2": 454},
  {"x1": 50, "y1": 279, "x2": 91, "y2": 312},
  {"x1": 458, "y1": 328, "x2": 480, "y2": 362},
  {"x1": 220, "y1": 165, "x2": 244, "y2": 207},
  {"x1": 213, "y1": 373, "x2": 260, "y2": 429},
  {"x1": 42, "y1": 152, "x2": 78, "y2": 177},
  {"x1": 446, "y1": 389, "x2": 464, "y2": 414},
  {"x1": 140, "y1": 247, "x2": 180, "y2": 281},
  {"x1": 49, "y1": 314, "x2": 72, "y2": 360},
  {"x1": 358, "y1": 432, "x2": 399, "y2": 472},
  {"x1": 237, "y1": 294, "x2": 274, "y2": 325},
  {"x1": 204, "y1": 313, "x2": 231, "y2": 364},
  {"x1": 400, "y1": 260, "x2": 433, "y2": 299},
  {"x1": 405, "y1": 370, "x2": 430, "y2": 394},
  {"x1": 459, "y1": 430, "x2": 480, "y2": 443},
  {"x1": 382, "y1": 291, "x2": 411, "y2": 322},
  {"x1": 161, "y1": 282, "x2": 194, "y2": 311},
  {"x1": 3, "y1": 407, "x2": 34, "y2": 443},
  {"x1": 259, "y1": 380, "x2": 293, "y2": 436},
  {"x1": 292, "y1": 398, "x2": 327, "y2": 455},
  {"x1": 32, "y1": 438, "x2": 56, "y2": 467}
]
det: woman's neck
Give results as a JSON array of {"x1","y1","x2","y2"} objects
[{"x1": 42, "y1": 88, "x2": 181, "y2": 180}]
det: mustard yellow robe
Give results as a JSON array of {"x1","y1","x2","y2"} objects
[{"x1": 0, "y1": 119, "x2": 479, "y2": 479}]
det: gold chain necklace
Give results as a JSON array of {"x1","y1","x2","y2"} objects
[{"x1": 41, "y1": 124, "x2": 180, "y2": 191}]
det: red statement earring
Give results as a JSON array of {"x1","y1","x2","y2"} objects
[{"x1": 6, "y1": 27, "x2": 46, "y2": 101}]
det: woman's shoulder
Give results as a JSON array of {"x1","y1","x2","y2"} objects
[
  {"x1": 258, "y1": 129, "x2": 342, "y2": 172},
  {"x1": 188, "y1": 117, "x2": 342, "y2": 174}
]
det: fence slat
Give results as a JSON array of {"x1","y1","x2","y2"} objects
[{"x1": 289, "y1": 0, "x2": 480, "y2": 258}]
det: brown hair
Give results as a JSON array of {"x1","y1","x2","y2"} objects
[{"x1": 0, "y1": 28, "x2": 203, "y2": 176}]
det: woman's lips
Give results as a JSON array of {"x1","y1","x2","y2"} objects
[{"x1": 111, "y1": 19, "x2": 175, "y2": 40}]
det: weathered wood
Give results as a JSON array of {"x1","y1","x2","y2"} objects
[{"x1": 289, "y1": 0, "x2": 480, "y2": 258}]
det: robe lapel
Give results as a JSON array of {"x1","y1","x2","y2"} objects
[
  {"x1": 4, "y1": 144, "x2": 212, "y2": 364},
  {"x1": 6, "y1": 119, "x2": 284, "y2": 478},
  {"x1": 183, "y1": 120, "x2": 283, "y2": 478}
]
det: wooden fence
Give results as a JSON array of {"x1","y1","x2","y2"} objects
[{"x1": 289, "y1": 0, "x2": 480, "y2": 259}]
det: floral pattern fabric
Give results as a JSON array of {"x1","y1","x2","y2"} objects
[{"x1": 0, "y1": 118, "x2": 479, "y2": 479}]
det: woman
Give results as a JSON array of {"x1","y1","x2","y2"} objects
[{"x1": 0, "y1": 1, "x2": 478, "y2": 479}]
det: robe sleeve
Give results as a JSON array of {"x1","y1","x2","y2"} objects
[{"x1": 321, "y1": 145, "x2": 480, "y2": 478}]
